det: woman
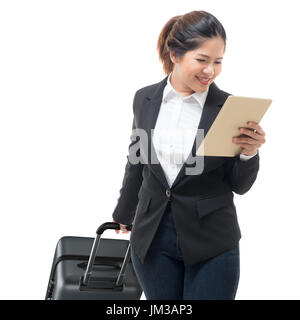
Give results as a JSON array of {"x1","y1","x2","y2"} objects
[{"x1": 112, "y1": 10, "x2": 266, "y2": 300}]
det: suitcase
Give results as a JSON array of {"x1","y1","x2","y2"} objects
[{"x1": 45, "y1": 222, "x2": 143, "y2": 300}]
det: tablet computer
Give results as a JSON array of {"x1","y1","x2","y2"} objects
[{"x1": 196, "y1": 95, "x2": 272, "y2": 157}]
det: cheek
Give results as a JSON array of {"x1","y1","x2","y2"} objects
[
  {"x1": 213, "y1": 66, "x2": 222, "y2": 77},
  {"x1": 216, "y1": 64, "x2": 223, "y2": 73}
]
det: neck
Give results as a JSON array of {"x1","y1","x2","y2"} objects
[{"x1": 169, "y1": 72, "x2": 195, "y2": 97}]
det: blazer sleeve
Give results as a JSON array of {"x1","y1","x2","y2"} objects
[
  {"x1": 223, "y1": 151, "x2": 260, "y2": 195},
  {"x1": 112, "y1": 91, "x2": 144, "y2": 225}
]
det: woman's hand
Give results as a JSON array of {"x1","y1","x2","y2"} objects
[
  {"x1": 232, "y1": 121, "x2": 266, "y2": 156},
  {"x1": 112, "y1": 218, "x2": 131, "y2": 234}
]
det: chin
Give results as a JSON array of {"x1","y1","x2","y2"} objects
[{"x1": 198, "y1": 82, "x2": 211, "y2": 90}]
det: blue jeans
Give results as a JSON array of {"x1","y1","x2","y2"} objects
[{"x1": 130, "y1": 203, "x2": 240, "y2": 300}]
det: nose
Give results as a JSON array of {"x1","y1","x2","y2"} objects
[{"x1": 203, "y1": 65, "x2": 214, "y2": 77}]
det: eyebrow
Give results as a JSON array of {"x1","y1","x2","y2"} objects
[{"x1": 196, "y1": 54, "x2": 223, "y2": 59}]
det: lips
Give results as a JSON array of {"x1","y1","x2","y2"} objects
[
  {"x1": 195, "y1": 76, "x2": 211, "y2": 85},
  {"x1": 196, "y1": 76, "x2": 211, "y2": 81}
]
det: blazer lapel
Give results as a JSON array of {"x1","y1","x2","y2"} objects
[
  {"x1": 171, "y1": 81, "x2": 229, "y2": 187},
  {"x1": 141, "y1": 76, "x2": 229, "y2": 189}
]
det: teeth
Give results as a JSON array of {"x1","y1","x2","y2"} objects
[{"x1": 197, "y1": 76, "x2": 210, "y2": 81}]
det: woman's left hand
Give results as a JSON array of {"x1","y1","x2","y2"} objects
[{"x1": 232, "y1": 121, "x2": 266, "y2": 156}]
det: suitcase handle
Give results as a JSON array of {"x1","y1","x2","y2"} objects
[
  {"x1": 81, "y1": 222, "x2": 132, "y2": 288},
  {"x1": 96, "y1": 222, "x2": 132, "y2": 234}
]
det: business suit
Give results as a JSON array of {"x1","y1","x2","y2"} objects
[{"x1": 112, "y1": 75, "x2": 259, "y2": 268}]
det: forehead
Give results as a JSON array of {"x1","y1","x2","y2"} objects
[{"x1": 192, "y1": 37, "x2": 225, "y2": 57}]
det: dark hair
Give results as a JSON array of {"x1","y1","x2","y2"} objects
[{"x1": 157, "y1": 10, "x2": 227, "y2": 75}]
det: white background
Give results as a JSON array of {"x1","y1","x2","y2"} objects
[{"x1": 0, "y1": 0, "x2": 299, "y2": 300}]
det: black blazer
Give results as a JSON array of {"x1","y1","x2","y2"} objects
[{"x1": 112, "y1": 75, "x2": 259, "y2": 267}]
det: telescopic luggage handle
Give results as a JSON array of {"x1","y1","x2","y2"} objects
[
  {"x1": 96, "y1": 222, "x2": 132, "y2": 235},
  {"x1": 81, "y1": 222, "x2": 132, "y2": 289}
]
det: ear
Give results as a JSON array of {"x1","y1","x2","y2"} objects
[{"x1": 169, "y1": 50, "x2": 179, "y2": 64}]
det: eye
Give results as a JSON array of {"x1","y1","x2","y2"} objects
[{"x1": 196, "y1": 59, "x2": 222, "y2": 64}]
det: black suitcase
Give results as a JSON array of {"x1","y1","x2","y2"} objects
[{"x1": 45, "y1": 222, "x2": 143, "y2": 300}]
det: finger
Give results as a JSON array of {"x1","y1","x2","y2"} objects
[
  {"x1": 234, "y1": 133, "x2": 266, "y2": 145},
  {"x1": 235, "y1": 142, "x2": 259, "y2": 152},
  {"x1": 247, "y1": 122, "x2": 265, "y2": 136},
  {"x1": 233, "y1": 136, "x2": 260, "y2": 145},
  {"x1": 239, "y1": 128, "x2": 262, "y2": 140},
  {"x1": 122, "y1": 226, "x2": 131, "y2": 233}
]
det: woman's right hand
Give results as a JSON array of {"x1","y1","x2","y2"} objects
[{"x1": 112, "y1": 219, "x2": 131, "y2": 234}]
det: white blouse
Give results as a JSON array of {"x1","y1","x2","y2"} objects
[{"x1": 152, "y1": 72, "x2": 254, "y2": 188}]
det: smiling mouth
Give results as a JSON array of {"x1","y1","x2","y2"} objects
[{"x1": 195, "y1": 76, "x2": 211, "y2": 84}]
